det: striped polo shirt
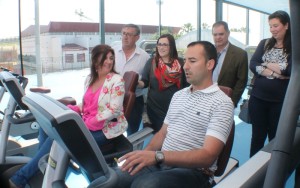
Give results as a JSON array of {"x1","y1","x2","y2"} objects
[{"x1": 162, "y1": 83, "x2": 234, "y2": 171}]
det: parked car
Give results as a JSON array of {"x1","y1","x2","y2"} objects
[{"x1": 139, "y1": 40, "x2": 156, "y2": 57}]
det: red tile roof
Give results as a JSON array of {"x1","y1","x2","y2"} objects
[
  {"x1": 21, "y1": 22, "x2": 181, "y2": 37},
  {"x1": 62, "y1": 43, "x2": 88, "y2": 51}
]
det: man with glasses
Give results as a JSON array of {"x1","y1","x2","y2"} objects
[
  {"x1": 212, "y1": 21, "x2": 248, "y2": 107},
  {"x1": 113, "y1": 24, "x2": 150, "y2": 135}
]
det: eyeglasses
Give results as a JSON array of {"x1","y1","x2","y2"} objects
[
  {"x1": 156, "y1": 43, "x2": 170, "y2": 47},
  {"x1": 121, "y1": 32, "x2": 138, "y2": 37}
]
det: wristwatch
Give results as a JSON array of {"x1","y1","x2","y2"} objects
[{"x1": 155, "y1": 151, "x2": 165, "y2": 164}]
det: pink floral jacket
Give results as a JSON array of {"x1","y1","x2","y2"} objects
[{"x1": 82, "y1": 73, "x2": 128, "y2": 139}]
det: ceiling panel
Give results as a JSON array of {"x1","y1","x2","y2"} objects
[{"x1": 224, "y1": 0, "x2": 289, "y2": 14}]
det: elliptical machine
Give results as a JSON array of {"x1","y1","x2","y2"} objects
[
  {"x1": 0, "y1": 70, "x2": 42, "y2": 187},
  {"x1": 0, "y1": 69, "x2": 77, "y2": 187},
  {"x1": 0, "y1": 68, "x2": 41, "y2": 158}
]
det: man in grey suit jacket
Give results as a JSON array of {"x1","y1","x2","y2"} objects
[{"x1": 212, "y1": 21, "x2": 248, "y2": 107}]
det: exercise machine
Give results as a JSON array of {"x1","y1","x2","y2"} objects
[{"x1": 0, "y1": 70, "x2": 40, "y2": 159}]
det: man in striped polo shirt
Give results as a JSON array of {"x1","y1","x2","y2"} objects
[{"x1": 115, "y1": 41, "x2": 234, "y2": 188}]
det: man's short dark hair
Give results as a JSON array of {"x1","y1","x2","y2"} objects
[
  {"x1": 212, "y1": 21, "x2": 230, "y2": 33},
  {"x1": 122, "y1": 24, "x2": 141, "y2": 35},
  {"x1": 187, "y1": 41, "x2": 218, "y2": 71}
]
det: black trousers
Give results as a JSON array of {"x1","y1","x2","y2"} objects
[
  {"x1": 147, "y1": 105, "x2": 165, "y2": 133},
  {"x1": 249, "y1": 96, "x2": 283, "y2": 157}
]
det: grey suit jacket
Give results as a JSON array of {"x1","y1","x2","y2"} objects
[{"x1": 217, "y1": 43, "x2": 248, "y2": 107}]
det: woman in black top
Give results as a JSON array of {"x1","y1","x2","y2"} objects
[
  {"x1": 138, "y1": 34, "x2": 189, "y2": 133},
  {"x1": 249, "y1": 10, "x2": 292, "y2": 157}
]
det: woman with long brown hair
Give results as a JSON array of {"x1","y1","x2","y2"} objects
[{"x1": 138, "y1": 34, "x2": 189, "y2": 133}]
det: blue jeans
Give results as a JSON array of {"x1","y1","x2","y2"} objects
[
  {"x1": 115, "y1": 165, "x2": 212, "y2": 188},
  {"x1": 10, "y1": 129, "x2": 53, "y2": 188},
  {"x1": 10, "y1": 128, "x2": 109, "y2": 187},
  {"x1": 89, "y1": 129, "x2": 110, "y2": 146}
]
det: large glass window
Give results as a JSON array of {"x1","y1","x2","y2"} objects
[
  {"x1": 0, "y1": 0, "x2": 272, "y2": 88},
  {"x1": 223, "y1": 3, "x2": 247, "y2": 44},
  {"x1": 0, "y1": 0, "x2": 21, "y2": 74}
]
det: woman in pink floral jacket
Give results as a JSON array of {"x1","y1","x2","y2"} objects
[
  {"x1": 68, "y1": 44, "x2": 128, "y2": 144},
  {"x1": 9, "y1": 44, "x2": 128, "y2": 188}
]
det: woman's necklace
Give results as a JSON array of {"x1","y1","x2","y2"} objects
[
  {"x1": 275, "y1": 42, "x2": 283, "y2": 48},
  {"x1": 162, "y1": 58, "x2": 171, "y2": 64}
]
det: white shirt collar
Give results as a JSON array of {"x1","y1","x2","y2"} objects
[{"x1": 187, "y1": 83, "x2": 219, "y2": 94}]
